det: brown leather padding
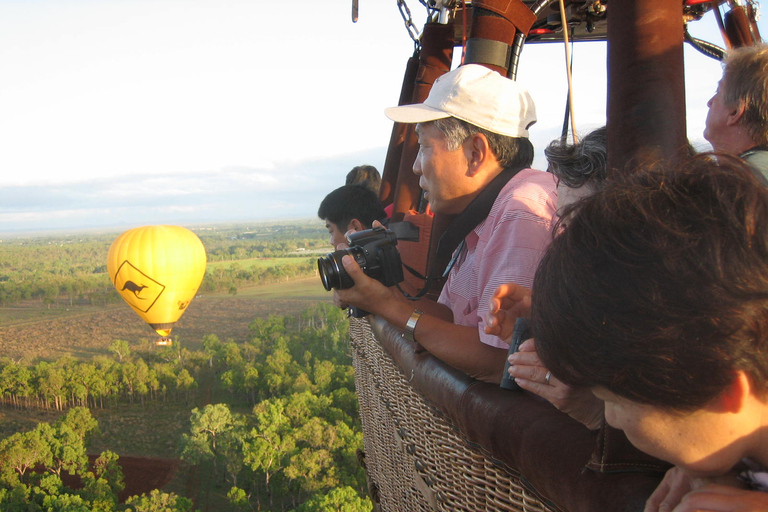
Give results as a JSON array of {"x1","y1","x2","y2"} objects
[
  {"x1": 473, "y1": 0, "x2": 537, "y2": 36},
  {"x1": 380, "y1": 55, "x2": 419, "y2": 209},
  {"x1": 471, "y1": 14, "x2": 519, "y2": 46},
  {"x1": 587, "y1": 423, "x2": 672, "y2": 475},
  {"x1": 469, "y1": 0, "x2": 536, "y2": 74},
  {"x1": 391, "y1": 22, "x2": 453, "y2": 220}
]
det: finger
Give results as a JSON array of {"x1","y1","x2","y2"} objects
[
  {"x1": 485, "y1": 309, "x2": 501, "y2": 330},
  {"x1": 332, "y1": 292, "x2": 349, "y2": 310},
  {"x1": 491, "y1": 283, "x2": 519, "y2": 301},
  {"x1": 508, "y1": 363, "x2": 549, "y2": 383},
  {"x1": 677, "y1": 487, "x2": 756, "y2": 512},
  {"x1": 652, "y1": 483, "x2": 689, "y2": 512},
  {"x1": 372, "y1": 220, "x2": 384, "y2": 228},
  {"x1": 517, "y1": 338, "x2": 537, "y2": 353},
  {"x1": 644, "y1": 482, "x2": 671, "y2": 512},
  {"x1": 495, "y1": 297, "x2": 532, "y2": 318},
  {"x1": 508, "y1": 348, "x2": 542, "y2": 367},
  {"x1": 342, "y1": 255, "x2": 365, "y2": 282},
  {"x1": 485, "y1": 310, "x2": 511, "y2": 336},
  {"x1": 513, "y1": 378, "x2": 561, "y2": 401},
  {"x1": 645, "y1": 468, "x2": 695, "y2": 512},
  {"x1": 489, "y1": 283, "x2": 531, "y2": 312},
  {"x1": 491, "y1": 283, "x2": 531, "y2": 303},
  {"x1": 687, "y1": 484, "x2": 757, "y2": 496}
]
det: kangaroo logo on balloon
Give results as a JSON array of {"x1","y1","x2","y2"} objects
[{"x1": 121, "y1": 281, "x2": 149, "y2": 298}]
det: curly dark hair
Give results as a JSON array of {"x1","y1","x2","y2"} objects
[
  {"x1": 544, "y1": 127, "x2": 607, "y2": 189},
  {"x1": 533, "y1": 153, "x2": 768, "y2": 411}
]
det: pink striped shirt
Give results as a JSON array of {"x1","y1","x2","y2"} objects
[{"x1": 437, "y1": 168, "x2": 558, "y2": 349}]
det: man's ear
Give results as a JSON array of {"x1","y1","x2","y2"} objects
[
  {"x1": 465, "y1": 133, "x2": 492, "y2": 177},
  {"x1": 709, "y1": 371, "x2": 751, "y2": 414},
  {"x1": 347, "y1": 219, "x2": 365, "y2": 233},
  {"x1": 726, "y1": 99, "x2": 747, "y2": 127}
]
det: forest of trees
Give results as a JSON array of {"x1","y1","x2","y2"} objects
[
  {"x1": 0, "y1": 406, "x2": 194, "y2": 511},
  {"x1": 0, "y1": 221, "x2": 328, "y2": 307},
  {"x1": 0, "y1": 302, "x2": 371, "y2": 511},
  {"x1": 0, "y1": 344, "x2": 197, "y2": 411},
  {"x1": 182, "y1": 305, "x2": 367, "y2": 511}
]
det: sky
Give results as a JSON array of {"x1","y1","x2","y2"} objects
[{"x1": 0, "y1": 0, "x2": 764, "y2": 234}]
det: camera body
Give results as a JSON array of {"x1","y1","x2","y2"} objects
[{"x1": 318, "y1": 226, "x2": 404, "y2": 291}]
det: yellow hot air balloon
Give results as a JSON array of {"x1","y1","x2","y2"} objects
[{"x1": 107, "y1": 225, "x2": 207, "y2": 338}]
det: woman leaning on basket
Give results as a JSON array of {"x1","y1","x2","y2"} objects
[
  {"x1": 486, "y1": 127, "x2": 609, "y2": 430},
  {"x1": 526, "y1": 154, "x2": 768, "y2": 511}
]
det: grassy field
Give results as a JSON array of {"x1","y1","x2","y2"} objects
[
  {"x1": 206, "y1": 255, "x2": 318, "y2": 270},
  {"x1": 220, "y1": 275, "x2": 330, "y2": 299},
  {"x1": 0, "y1": 277, "x2": 332, "y2": 359}
]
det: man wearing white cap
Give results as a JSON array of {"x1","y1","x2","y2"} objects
[{"x1": 336, "y1": 64, "x2": 557, "y2": 383}]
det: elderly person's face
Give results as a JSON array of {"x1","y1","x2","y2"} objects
[
  {"x1": 704, "y1": 81, "x2": 732, "y2": 152},
  {"x1": 413, "y1": 123, "x2": 475, "y2": 215},
  {"x1": 592, "y1": 386, "x2": 753, "y2": 477}
]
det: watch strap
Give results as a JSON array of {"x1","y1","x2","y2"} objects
[{"x1": 404, "y1": 309, "x2": 424, "y2": 342}]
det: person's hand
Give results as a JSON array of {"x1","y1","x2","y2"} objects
[
  {"x1": 332, "y1": 239, "x2": 351, "y2": 310},
  {"x1": 645, "y1": 467, "x2": 702, "y2": 512},
  {"x1": 508, "y1": 339, "x2": 604, "y2": 430},
  {"x1": 332, "y1": 290, "x2": 349, "y2": 310},
  {"x1": 674, "y1": 484, "x2": 768, "y2": 511},
  {"x1": 334, "y1": 254, "x2": 399, "y2": 315},
  {"x1": 646, "y1": 466, "x2": 757, "y2": 512},
  {"x1": 485, "y1": 283, "x2": 532, "y2": 340},
  {"x1": 331, "y1": 221, "x2": 382, "y2": 309}
]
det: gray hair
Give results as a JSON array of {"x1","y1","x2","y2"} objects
[
  {"x1": 544, "y1": 127, "x2": 607, "y2": 189},
  {"x1": 722, "y1": 44, "x2": 768, "y2": 146},
  {"x1": 430, "y1": 117, "x2": 534, "y2": 169}
]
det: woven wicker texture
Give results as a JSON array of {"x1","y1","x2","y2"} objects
[{"x1": 349, "y1": 317, "x2": 557, "y2": 512}]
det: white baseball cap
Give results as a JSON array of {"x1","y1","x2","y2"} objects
[{"x1": 384, "y1": 64, "x2": 537, "y2": 138}]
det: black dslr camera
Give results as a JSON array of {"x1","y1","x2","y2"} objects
[{"x1": 317, "y1": 226, "x2": 404, "y2": 291}]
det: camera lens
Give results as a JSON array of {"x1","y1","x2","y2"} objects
[{"x1": 317, "y1": 250, "x2": 355, "y2": 290}]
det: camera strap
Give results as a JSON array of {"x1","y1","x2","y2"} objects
[{"x1": 399, "y1": 164, "x2": 528, "y2": 299}]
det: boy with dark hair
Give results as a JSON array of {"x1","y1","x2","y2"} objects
[{"x1": 318, "y1": 185, "x2": 387, "y2": 249}]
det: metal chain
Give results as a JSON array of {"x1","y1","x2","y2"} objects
[
  {"x1": 397, "y1": 0, "x2": 456, "y2": 44},
  {"x1": 397, "y1": 0, "x2": 422, "y2": 43}
]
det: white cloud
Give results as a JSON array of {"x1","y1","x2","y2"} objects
[{"x1": 0, "y1": 1, "x2": 761, "y2": 232}]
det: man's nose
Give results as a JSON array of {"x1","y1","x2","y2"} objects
[{"x1": 412, "y1": 153, "x2": 422, "y2": 175}]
